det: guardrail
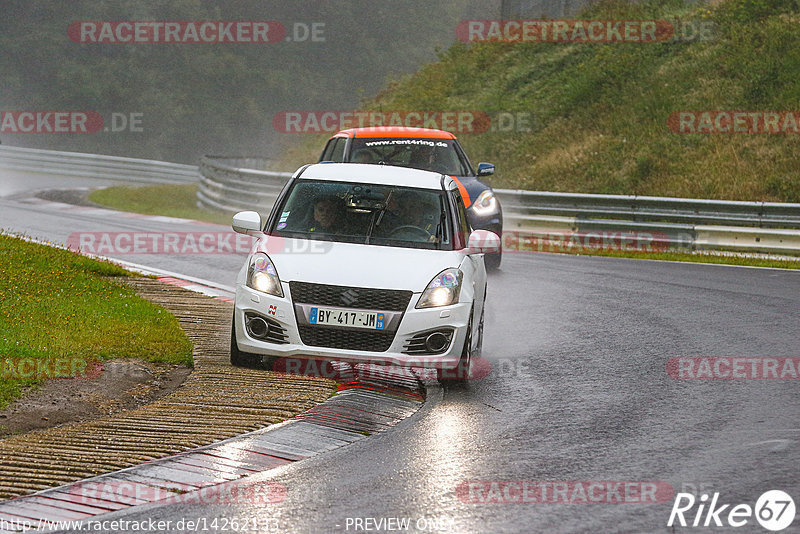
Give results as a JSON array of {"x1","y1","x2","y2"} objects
[
  {"x1": 196, "y1": 157, "x2": 800, "y2": 256},
  {"x1": 198, "y1": 156, "x2": 293, "y2": 213},
  {"x1": 496, "y1": 190, "x2": 800, "y2": 228},
  {"x1": 497, "y1": 190, "x2": 800, "y2": 255},
  {"x1": 0, "y1": 145, "x2": 199, "y2": 184}
]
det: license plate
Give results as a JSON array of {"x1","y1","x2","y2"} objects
[{"x1": 309, "y1": 307, "x2": 385, "y2": 330}]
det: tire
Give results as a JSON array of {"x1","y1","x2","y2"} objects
[
  {"x1": 438, "y1": 308, "x2": 473, "y2": 384},
  {"x1": 474, "y1": 305, "x2": 484, "y2": 360},
  {"x1": 485, "y1": 250, "x2": 502, "y2": 271},
  {"x1": 230, "y1": 316, "x2": 275, "y2": 370}
]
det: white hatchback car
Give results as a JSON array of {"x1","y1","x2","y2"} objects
[{"x1": 230, "y1": 163, "x2": 500, "y2": 381}]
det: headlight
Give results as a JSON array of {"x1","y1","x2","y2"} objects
[
  {"x1": 246, "y1": 253, "x2": 283, "y2": 297},
  {"x1": 417, "y1": 268, "x2": 463, "y2": 309},
  {"x1": 471, "y1": 190, "x2": 497, "y2": 216}
]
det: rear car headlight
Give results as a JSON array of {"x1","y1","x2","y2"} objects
[
  {"x1": 471, "y1": 190, "x2": 497, "y2": 216},
  {"x1": 246, "y1": 253, "x2": 283, "y2": 297},
  {"x1": 416, "y1": 268, "x2": 463, "y2": 308}
]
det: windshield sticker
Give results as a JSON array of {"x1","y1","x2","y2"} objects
[{"x1": 363, "y1": 139, "x2": 449, "y2": 148}]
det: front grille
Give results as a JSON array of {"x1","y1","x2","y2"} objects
[
  {"x1": 290, "y1": 282, "x2": 412, "y2": 312},
  {"x1": 297, "y1": 326, "x2": 395, "y2": 352}
]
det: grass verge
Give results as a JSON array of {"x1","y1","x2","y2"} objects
[
  {"x1": 0, "y1": 234, "x2": 193, "y2": 409},
  {"x1": 89, "y1": 184, "x2": 232, "y2": 226}
]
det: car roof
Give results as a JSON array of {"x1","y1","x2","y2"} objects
[
  {"x1": 334, "y1": 126, "x2": 458, "y2": 139},
  {"x1": 299, "y1": 163, "x2": 456, "y2": 191}
]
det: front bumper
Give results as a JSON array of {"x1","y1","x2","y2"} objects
[{"x1": 234, "y1": 284, "x2": 470, "y2": 370}]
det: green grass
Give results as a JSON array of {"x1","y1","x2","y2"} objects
[
  {"x1": 0, "y1": 234, "x2": 193, "y2": 409},
  {"x1": 358, "y1": 0, "x2": 800, "y2": 202},
  {"x1": 89, "y1": 184, "x2": 232, "y2": 226}
]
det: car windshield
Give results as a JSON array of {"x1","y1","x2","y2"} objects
[
  {"x1": 348, "y1": 138, "x2": 471, "y2": 176},
  {"x1": 270, "y1": 179, "x2": 453, "y2": 250}
]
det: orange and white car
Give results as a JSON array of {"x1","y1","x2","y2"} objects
[{"x1": 319, "y1": 127, "x2": 503, "y2": 269}]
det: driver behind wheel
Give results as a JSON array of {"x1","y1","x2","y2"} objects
[
  {"x1": 352, "y1": 149, "x2": 373, "y2": 164},
  {"x1": 408, "y1": 145, "x2": 449, "y2": 174},
  {"x1": 306, "y1": 195, "x2": 343, "y2": 233},
  {"x1": 379, "y1": 192, "x2": 439, "y2": 242}
]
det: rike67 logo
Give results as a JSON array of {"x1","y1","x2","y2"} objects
[{"x1": 668, "y1": 490, "x2": 796, "y2": 531}]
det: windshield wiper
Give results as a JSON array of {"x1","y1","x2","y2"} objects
[
  {"x1": 375, "y1": 190, "x2": 393, "y2": 228},
  {"x1": 434, "y1": 212, "x2": 446, "y2": 248},
  {"x1": 365, "y1": 190, "x2": 393, "y2": 245}
]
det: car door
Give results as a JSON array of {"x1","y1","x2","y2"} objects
[{"x1": 451, "y1": 189, "x2": 487, "y2": 331}]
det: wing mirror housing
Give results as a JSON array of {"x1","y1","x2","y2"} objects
[
  {"x1": 467, "y1": 229, "x2": 501, "y2": 254},
  {"x1": 477, "y1": 162, "x2": 495, "y2": 177},
  {"x1": 232, "y1": 211, "x2": 262, "y2": 236}
]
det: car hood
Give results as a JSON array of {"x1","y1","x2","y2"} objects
[
  {"x1": 454, "y1": 175, "x2": 490, "y2": 202},
  {"x1": 255, "y1": 237, "x2": 464, "y2": 292}
]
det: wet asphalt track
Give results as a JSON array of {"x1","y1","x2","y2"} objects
[{"x1": 1, "y1": 174, "x2": 799, "y2": 533}]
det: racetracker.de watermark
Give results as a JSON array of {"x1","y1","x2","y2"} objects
[
  {"x1": 68, "y1": 21, "x2": 325, "y2": 44},
  {"x1": 74, "y1": 480, "x2": 286, "y2": 505},
  {"x1": 68, "y1": 232, "x2": 256, "y2": 255},
  {"x1": 269, "y1": 356, "x2": 496, "y2": 381},
  {"x1": 668, "y1": 111, "x2": 800, "y2": 134},
  {"x1": 667, "y1": 357, "x2": 800, "y2": 379},
  {"x1": 457, "y1": 20, "x2": 675, "y2": 43},
  {"x1": 273, "y1": 110, "x2": 538, "y2": 134},
  {"x1": 499, "y1": 230, "x2": 675, "y2": 254},
  {"x1": 0, "y1": 111, "x2": 143, "y2": 133},
  {"x1": 1, "y1": 356, "x2": 101, "y2": 380},
  {"x1": 67, "y1": 232, "x2": 335, "y2": 255},
  {"x1": 457, "y1": 481, "x2": 674, "y2": 504},
  {"x1": 70, "y1": 21, "x2": 276, "y2": 43}
]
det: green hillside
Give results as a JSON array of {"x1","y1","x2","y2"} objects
[{"x1": 353, "y1": 0, "x2": 800, "y2": 201}]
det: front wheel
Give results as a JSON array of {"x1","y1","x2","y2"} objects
[
  {"x1": 230, "y1": 316, "x2": 275, "y2": 370},
  {"x1": 474, "y1": 305, "x2": 484, "y2": 360},
  {"x1": 438, "y1": 309, "x2": 474, "y2": 384}
]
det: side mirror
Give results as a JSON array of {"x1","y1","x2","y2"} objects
[
  {"x1": 467, "y1": 229, "x2": 501, "y2": 254},
  {"x1": 477, "y1": 162, "x2": 495, "y2": 177},
  {"x1": 232, "y1": 211, "x2": 262, "y2": 235}
]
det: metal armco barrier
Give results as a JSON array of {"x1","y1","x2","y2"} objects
[
  {"x1": 197, "y1": 156, "x2": 800, "y2": 256},
  {"x1": 2, "y1": 147, "x2": 797, "y2": 255},
  {"x1": 495, "y1": 190, "x2": 800, "y2": 228},
  {"x1": 198, "y1": 156, "x2": 293, "y2": 213},
  {"x1": 0, "y1": 145, "x2": 199, "y2": 184},
  {"x1": 496, "y1": 190, "x2": 800, "y2": 255}
]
